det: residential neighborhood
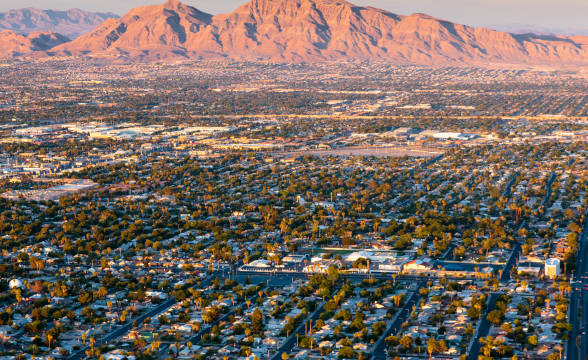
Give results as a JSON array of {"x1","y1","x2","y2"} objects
[{"x1": 0, "y1": 61, "x2": 585, "y2": 360}]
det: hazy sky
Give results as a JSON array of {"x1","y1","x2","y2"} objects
[{"x1": 3, "y1": 0, "x2": 587, "y2": 34}]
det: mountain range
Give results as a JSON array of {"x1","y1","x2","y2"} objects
[
  {"x1": 1, "y1": 0, "x2": 587, "y2": 67},
  {"x1": 0, "y1": 30, "x2": 70, "y2": 57},
  {"x1": 0, "y1": 8, "x2": 118, "y2": 39},
  {"x1": 491, "y1": 24, "x2": 588, "y2": 37}
]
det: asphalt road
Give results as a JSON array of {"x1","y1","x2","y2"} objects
[
  {"x1": 270, "y1": 301, "x2": 326, "y2": 360},
  {"x1": 66, "y1": 269, "x2": 230, "y2": 360},
  {"x1": 500, "y1": 243, "x2": 521, "y2": 283},
  {"x1": 67, "y1": 297, "x2": 176, "y2": 360},
  {"x1": 503, "y1": 171, "x2": 520, "y2": 199},
  {"x1": 238, "y1": 269, "x2": 488, "y2": 283},
  {"x1": 469, "y1": 171, "x2": 561, "y2": 359},
  {"x1": 467, "y1": 292, "x2": 499, "y2": 360},
  {"x1": 542, "y1": 172, "x2": 557, "y2": 207},
  {"x1": 466, "y1": 172, "x2": 525, "y2": 360},
  {"x1": 567, "y1": 208, "x2": 588, "y2": 360},
  {"x1": 372, "y1": 288, "x2": 421, "y2": 360}
]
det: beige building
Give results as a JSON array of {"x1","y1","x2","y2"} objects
[{"x1": 545, "y1": 258, "x2": 561, "y2": 279}]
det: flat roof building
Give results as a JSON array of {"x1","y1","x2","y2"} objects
[{"x1": 545, "y1": 258, "x2": 561, "y2": 279}]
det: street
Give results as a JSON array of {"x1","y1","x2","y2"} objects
[
  {"x1": 270, "y1": 301, "x2": 326, "y2": 360},
  {"x1": 567, "y1": 208, "x2": 588, "y2": 360},
  {"x1": 67, "y1": 268, "x2": 231, "y2": 360},
  {"x1": 371, "y1": 288, "x2": 422, "y2": 360}
]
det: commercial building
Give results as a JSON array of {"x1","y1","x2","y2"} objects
[{"x1": 545, "y1": 258, "x2": 561, "y2": 279}]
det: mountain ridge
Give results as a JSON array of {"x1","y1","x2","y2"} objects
[
  {"x1": 0, "y1": 8, "x2": 118, "y2": 39},
  {"x1": 0, "y1": 30, "x2": 69, "y2": 57},
  {"x1": 6, "y1": 0, "x2": 588, "y2": 67}
]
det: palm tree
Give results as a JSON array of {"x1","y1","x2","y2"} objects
[
  {"x1": 151, "y1": 333, "x2": 160, "y2": 352},
  {"x1": 392, "y1": 295, "x2": 402, "y2": 308},
  {"x1": 47, "y1": 333, "x2": 54, "y2": 350}
]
